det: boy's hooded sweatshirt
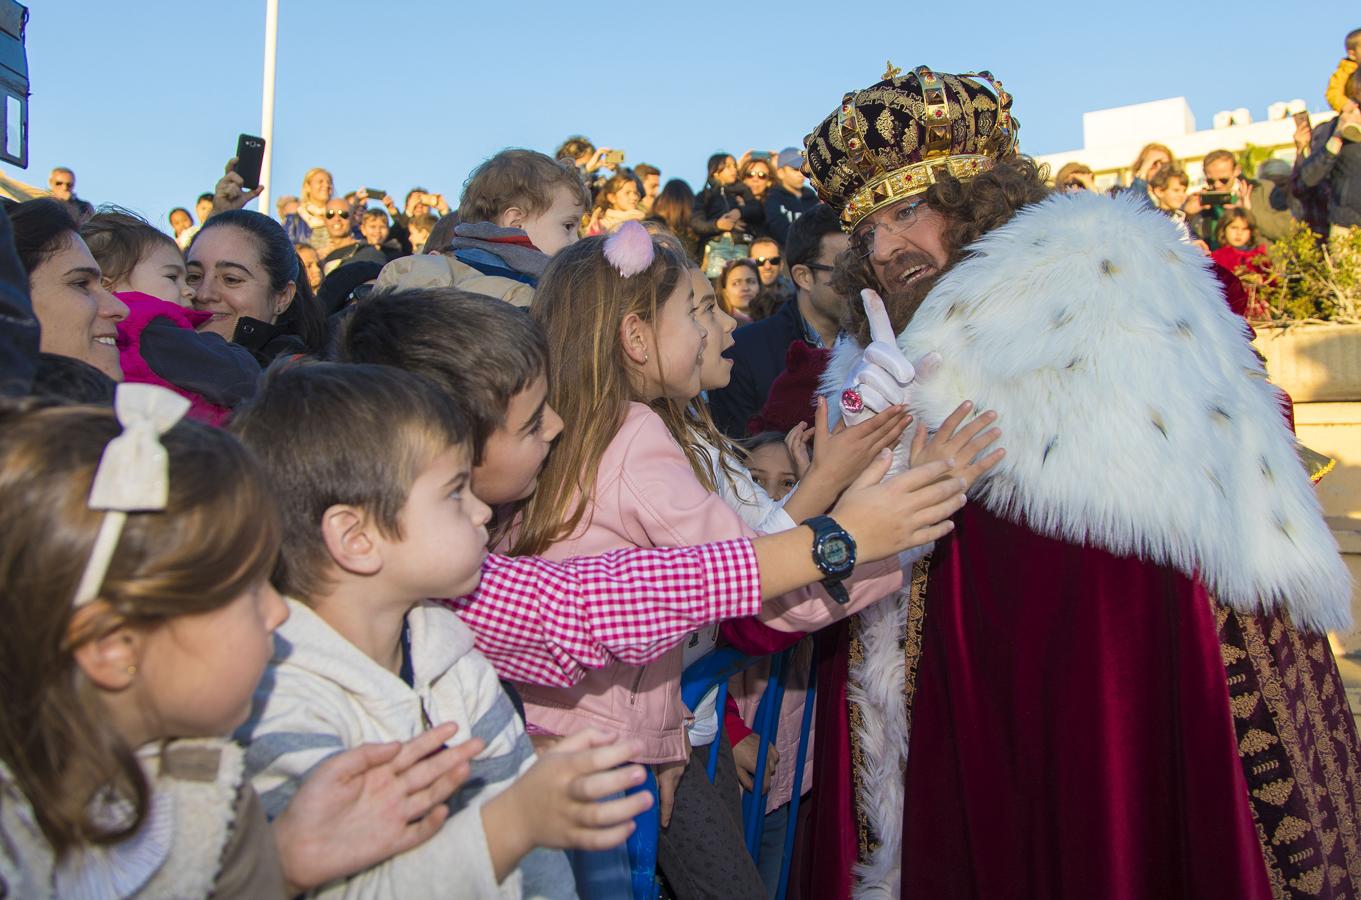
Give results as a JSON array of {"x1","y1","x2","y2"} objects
[{"x1": 237, "y1": 599, "x2": 576, "y2": 900}]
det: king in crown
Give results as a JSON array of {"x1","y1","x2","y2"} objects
[{"x1": 795, "y1": 63, "x2": 1361, "y2": 899}]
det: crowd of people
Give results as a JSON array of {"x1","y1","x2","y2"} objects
[
  {"x1": 1051, "y1": 28, "x2": 1361, "y2": 299},
  {"x1": 1, "y1": 28, "x2": 1360, "y2": 900}
]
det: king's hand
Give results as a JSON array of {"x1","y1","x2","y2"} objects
[{"x1": 840, "y1": 289, "x2": 938, "y2": 475}]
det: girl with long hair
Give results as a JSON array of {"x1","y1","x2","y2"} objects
[{"x1": 507, "y1": 222, "x2": 967, "y2": 897}]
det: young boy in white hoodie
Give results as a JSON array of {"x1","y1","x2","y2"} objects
[{"x1": 233, "y1": 362, "x2": 652, "y2": 899}]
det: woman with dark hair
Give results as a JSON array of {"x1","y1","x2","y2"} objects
[
  {"x1": 739, "y1": 156, "x2": 775, "y2": 203},
  {"x1": 645, "y1": 179, "x2": 701, "y2": 263},
  {"x1": 716, "y1": 257, "x2": 761, "y2": 323},
  {"x1": 693, "y1": 153, "x2": 765, "y2": 276},
  {"x1": 9, "y1": 198, "x2": 128, "y2": 380},
  {"x1": 693, "y1": 153, "x2": 765, "y2": 239},
  {"x1": 187, "y1": 209, "x2": 326, "y2": 366}
]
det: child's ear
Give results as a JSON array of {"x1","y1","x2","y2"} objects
[
  {"x1": 619, "y1": 313, "x2": 650, "y2": 365},
  {"x1": 71, "y1": 613, "x2": 144, "y2": 692},
  {"x1": 321, "y1": 504, "x2": 383, "y2": 576},
  {"x1": 497, "y1": 207, "x2": 527, "y2": 230}
]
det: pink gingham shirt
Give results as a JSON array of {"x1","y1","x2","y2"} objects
[{"x1": 440, "y1": 539, "x2": 761, "y2": 687}]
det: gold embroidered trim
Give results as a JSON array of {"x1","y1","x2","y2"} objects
[{"x1": 842, "y1": 155, "x2": 993, "y2": 231}]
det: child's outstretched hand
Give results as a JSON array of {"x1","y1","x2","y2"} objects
[
  {"x1": 273, "y1": 722, "x2": 484, "y2": 892},
  {"x1": 908, "y1": 401, "x2": 1005, "y2": 492},
  {"x1": 781, "y1": 397, "x2": 910, "y2": 522},
  {"x1": 482, "y1": 729, "x2": 653, "y2": 880},
  {"x1": 830, "y1": 454, "x2": 965, "y2": 561},
  {"x1": 785, "y1": 421, "x2": 813, "y2": 478}
]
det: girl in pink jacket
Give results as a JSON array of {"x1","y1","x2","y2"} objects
[{"x1": 506, "y1": 223, "x2": 922, "y2": 898}]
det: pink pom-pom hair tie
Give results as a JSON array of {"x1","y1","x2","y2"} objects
[{"x1": 603, "y1": 220, "x2": 655, "y2": 278}]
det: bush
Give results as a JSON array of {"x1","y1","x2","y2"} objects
[{"x1": 1238, "y1": 224, "x2": 1361, "y2": 324}]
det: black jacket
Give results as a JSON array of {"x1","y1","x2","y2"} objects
[
  {"x1": 691, "y1": 181, "x2": 767, "y2": 241},
  {"x1": 232, "y1": 317, "x2": 310, "y2": 368},
  {"x1": 763, "y1": 185, "x2": 819, "y2": 246},
  {"x1": 1300, "y1": 119, "x2": 1361, "y2": 228},
  {"x1": 707, "y1": 296, "x2": 810, "y2": 438},
  {"x1": 0, "y1": 206, "x2": 38, "y2": 396}
]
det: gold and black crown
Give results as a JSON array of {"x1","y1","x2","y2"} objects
[{"x1": 803, "y1": 63, "x2": 1020, "y2": 232}]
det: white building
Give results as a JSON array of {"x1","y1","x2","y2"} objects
[{"x1": 1032, "y1": 96, "x2": 1337, "y2": 189}]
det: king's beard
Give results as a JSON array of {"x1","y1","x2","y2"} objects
[{"x1": 873, "y1": 250, "x2": 948, "y2": 338}]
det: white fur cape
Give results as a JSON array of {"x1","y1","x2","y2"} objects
[{"x1": 826, "y1": 189, "x2": 1351, "y2": 632}]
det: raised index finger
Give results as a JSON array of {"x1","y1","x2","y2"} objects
[{"x1": 861, "y1": 289, "x2": 897, "y2": 346}]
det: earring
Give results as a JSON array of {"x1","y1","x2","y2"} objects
[
  {"x1": 643, "y1": 353, "x2": 649, "y2": 363},
  {"x1": 126, "y1": 664, "x2": 138, "y2": 677}
]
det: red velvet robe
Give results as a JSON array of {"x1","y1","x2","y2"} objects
[
  {"x1": 800, "y1": 501, "x2": 1361, "y2": 899},
  {"x1": 900, "y1": 504, "x2": 1271, "y2": 898}
]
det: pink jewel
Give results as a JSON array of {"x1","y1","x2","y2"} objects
[{"x1": 840, "y1": 388, "x2": 865, "y2": 415}]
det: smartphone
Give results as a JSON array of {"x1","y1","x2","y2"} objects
[
  {"x1": 234, "y1": 134, "x2": 266, "y2": 190},
  {"x1": 603, "y1": 149, "x2": 625, "y2": 167},
  {"x1": 1293, "y1": 111, "x2": 1311, "y2": 129},
  {"x1": 1200, "y1": 191, "x2": 1234, "y2": 206},
  {"x1": 363, "y1": 188, "x2": 386, "y2": 200},
  {"x1": 749, "y1": 150, "x2": 772, "y2": 160}
]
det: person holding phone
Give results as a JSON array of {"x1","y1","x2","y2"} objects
[
  {"x1": 1300, "y1": 71, "x2": 1361, "y2": 237},
  {"x1": 1185, "y1": 148, "x2": 1252, "y2": 248}
]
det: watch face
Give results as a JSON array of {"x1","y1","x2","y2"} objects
[{"x1": 820, "y1": 534, "x2": 854, "y2": 573}]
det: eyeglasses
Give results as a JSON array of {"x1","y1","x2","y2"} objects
[
  {"x1": 804, "y1": 262, "x2": 835, "y2": 273},
  {"x1": 754, "y1": 255, "x2": 782, "y2": 266},
  {"x1": 326, "y1": 209, "x2": 351, "y2": 219},
  {"x1": 746, "y1": 171, "x2": 771, "y2": 180},
  {"x1": 850, "y1": 198, "x2": 927, "y2": 258}
]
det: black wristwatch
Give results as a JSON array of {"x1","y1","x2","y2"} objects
[{"x1": 803, "y1": 515, "x2": 857, "y2": 604}]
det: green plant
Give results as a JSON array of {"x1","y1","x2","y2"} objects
[
  {"x1": 1238, "y1": 225, "x2": 1361, "y2": 324},
  {"x1": 1236, "y1": 144, "x2": 1277, "y2": 180}
]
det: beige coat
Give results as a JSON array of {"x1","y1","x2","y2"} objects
[
  {"x1": 374, "y1": 254, "x2": 534, "y2": 307},
  {"x1": 0, "y1": 739, "x2": 284, "y2": 899}
]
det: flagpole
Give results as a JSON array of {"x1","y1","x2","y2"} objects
[{"x1": 258, "y1": 0, "x2": 279, "y2": 214}]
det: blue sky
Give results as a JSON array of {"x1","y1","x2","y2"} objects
[{"x1": 11, "y1": 0, "x2": 1355, "y2": 230}]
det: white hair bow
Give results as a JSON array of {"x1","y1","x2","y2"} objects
[{"x1": 72, "y1": 384, "x2": 192, "y2": 607}]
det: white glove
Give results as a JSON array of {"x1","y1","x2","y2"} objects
[
  {"x1": 839, "y1": 290, "x2": 915, "y2": 424},
  {"x1": 838, "y1": 290, "x2": 938, "y2": 476}
]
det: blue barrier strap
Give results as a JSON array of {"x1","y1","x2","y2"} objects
[
  {"x1": 625, "y1": 765, "x2": 660, "y2": 900},
  {"x1": 776, "y1": 640, "x2": 818, "y2": 900},
  {"x1": 707, "y1": 681, "x2": 728, "y2": 783},
  {"x1": 744, "y1": 649, "x2": 788, "y2": 858}
]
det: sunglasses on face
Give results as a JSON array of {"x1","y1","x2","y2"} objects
[
  {"x1": 1205, "y1": 176, "x2": 1233, "y2": 187},
  {"x1": 326, "y1": 209, "x2": 351, "y2": 219},
  {"x1": 746, "y1": 171, "x2": 771, "y2": 180},
  {"x1": 754, "y1": 255, "x2": 781, "y2": 266},
  {"x1": 52, "y1": 180, "x2": 72, "y2": 188}
]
